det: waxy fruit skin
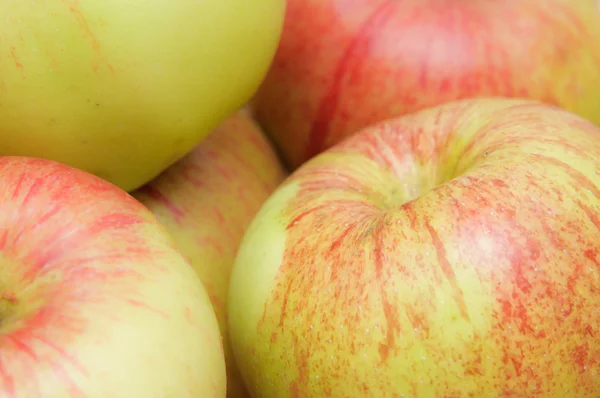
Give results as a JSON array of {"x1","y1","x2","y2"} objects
[
  {"x1": 230, "y1": 98, "x2": 600, "y2": 397},
  {"x1": 134, "y1": 109, "x2": 287, "y2": 398},
  {"x1": 0, "y1": 0, "x2": 285, "y2": 191},
  {"x1": 251, "y1": 0, "x2": 600, "y2": 169},
  {"x1": 0, "y1": 157, "x2": 226, "y2": 397}
]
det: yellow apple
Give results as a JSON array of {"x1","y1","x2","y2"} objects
[
  {"x1": 0, "y1": 0, "x2": 285, "y2": 191},
  {"x1": 230, "y1": 98, "x2": 600, "y2": 397},
  {"x1": 133, "y1": 109, "x2": 287, "y2": 397}
]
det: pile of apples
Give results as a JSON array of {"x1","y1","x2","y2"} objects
[{"x1": 2, "y1": 0, "x2": 600, "y2": 397}]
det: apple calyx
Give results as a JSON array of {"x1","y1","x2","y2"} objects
[
  {"x1": 0, "y1": 290, "x2": 18, "y2": 329},
  {"x1": 2, "y1": 291, "x2": 17, "y2": 303}
]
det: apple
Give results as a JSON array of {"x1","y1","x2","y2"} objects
[
  {"x1": 251, "y1": 0, "x2": 600, "y2": 169},
  {"x1": 133, "y1": 109, "x2": 287, "y2": 398},
  {"x1": 0, "y1": 157, "x2": 226, "y2": 397},
  {"x1": 0, "y1": 0, "x2": 285, "y2": 192},
  {"x1": 229, "y1": 98, "x2": 600, "y2": 397}
]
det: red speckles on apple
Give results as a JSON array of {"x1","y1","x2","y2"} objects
[
  {"x1": 62, "y1": 0, "x2": 115, "y2": 74},
  {"x1": 423, "y1": 219, "x2": 470, "y2": 322},
  {"x1": 532, "y1": 154, "x2": 600, "y2": 230},
  {"x1": 9, "y1": 47, "x2": 23, "y2": 70},
  {"x1": 258, "y1": 163, "x2": 431, "y2": 393},
  {"x1": 64, "y1": 1, "x2": 101, "y2": 49},
  {"x1": 242, "y1": 100, "x2": 600, "y2": 396},
  {"x1": 584, "y1": 249, "x2": 599, "y2": 263},
  {"x1": 572, "y1": 342, "x2": 592, "y2": 374}
]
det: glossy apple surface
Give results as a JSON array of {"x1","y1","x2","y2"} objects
[
  {"x1": 0, "y1": 157, "x2": 226, "y2": 397},
  {"x1": 230, "y1": 98, "x2": 600, "y2": 397},
  {"x1": 134, "y1": 109, "x2": 287, "y2": 397},
  {"x1": 252, "y1": 0, "x2": 600, "y2": 169},
  {"x1": 0, "y1": 0, "x2": 285, "y2": 191}
]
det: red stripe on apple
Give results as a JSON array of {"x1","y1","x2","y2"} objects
[
  {"x1": 0, "y1": 157, "x2": 226, "y2": 397},
  {"x1": 229, "y1": 98, "x2": 600, "y2": 397}
]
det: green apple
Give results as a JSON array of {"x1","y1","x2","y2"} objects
[
  {"x1": 251, "y1": 0, "x2": 600, "y2": 169},
  {"x1": 133, "y1": 109, "x2": 287, "y2": 398},
  {"x1": 229, "y1": 98, "x2": 600, "y2": 397},
  {"x1": 0, "y1": 0, "x2": 285, "y2": 191},
  {"x1": 0, "y1": 156, "x2": 226, "y2": 397}
]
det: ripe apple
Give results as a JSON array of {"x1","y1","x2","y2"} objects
[
  {"x1": 0, "y1": 157, "x2": 226, "y2": 397},
  {"x1": 0, "y1": 0, "x2": 285, "y2": 192},
  {"x1": 229, "y1": 98, "x2": 600, "y2": 397},
  {"x1": 251, "y1": 0, "x2": 600, "y2": 169},
  {"x1": 133, "y1": 109, "x2": 287, "y2": 398}
]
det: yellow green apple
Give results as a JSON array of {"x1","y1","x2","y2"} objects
[
  {"x1": 251, "y1": 0, "x2": 600, "y2": 169},
  {"x1": 230, "y1": 98, "x2": 600, "y2": 397},
  {"x1": 133, "y1": 109, "x2": 287, "y2": 397},
  {"x1": 0, "y1": 0, "x2": 285, "y2": 191},
  {"x1": 0, "y1": 156, "x2": 226, "y2": 397}
]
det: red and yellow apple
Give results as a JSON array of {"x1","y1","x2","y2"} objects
[
  {"x1": 133, "y1": 109, "x2": 287, "y2": 398},
  {"x1": 0, "y1": 157, "x2": 226, "y2": 397},
  {"x1": 0, "y1": 0, "x2": 285, "y2": 191},
  {"x1": 251, "y1": 0, "x2": 600, "y2": 169},
  {"x1": 229, "y1": 98, "x2": 600, "y2": 397}
]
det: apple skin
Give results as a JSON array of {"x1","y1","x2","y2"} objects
[
  {"x1": 133, "y1": 109, "x2": 287, "y2": 398},
  {"x1": 0, "y1": 0, "x2": 285, "y2": 192},
  {"x1": 251, "y1": 0, "x2": 600, "y2": 169},
  {"x1": 229, "y1": 98, "x2": 600, "y2": 397},
  {"x1": 0, "y1": 157, "x2": 226, "y2": 397}
]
